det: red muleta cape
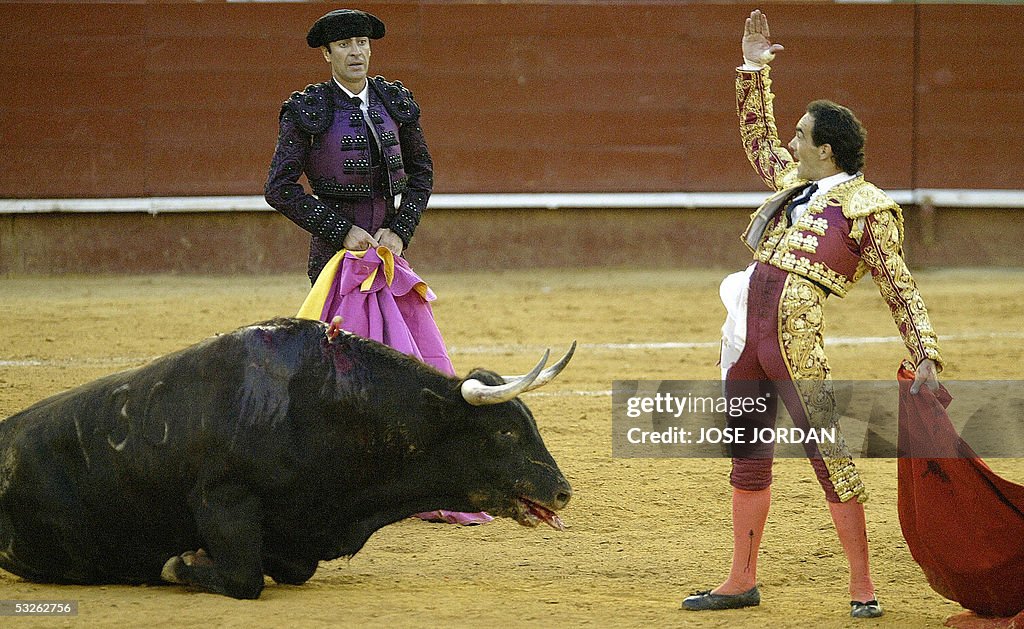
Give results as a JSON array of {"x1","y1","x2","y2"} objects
[{"x1": 897, "y1": 365, "x2": 1024, "y2": 617}]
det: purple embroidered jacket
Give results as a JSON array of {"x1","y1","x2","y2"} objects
[{"x1": 265, "y1": 76, "x2": 433, "y2": 281}]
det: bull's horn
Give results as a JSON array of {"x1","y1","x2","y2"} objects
[
  {"x1": 460, "y1": 350, "x2": 550, "y2": 406},
  {"x1": 502, "y1": 341, "x2": 576, "y2": 392}
]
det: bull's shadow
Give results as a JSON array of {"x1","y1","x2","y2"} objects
[{"x1": 0, "y1": 318, "x2": 574, "y2": 599}]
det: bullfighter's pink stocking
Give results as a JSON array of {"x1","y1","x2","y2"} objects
[
  {"x1": 829, "y1": 499, "x2": 875, "y2": 602},
  {"x1": 714, "y1": 487, "x2": 770, "y2": 595}
]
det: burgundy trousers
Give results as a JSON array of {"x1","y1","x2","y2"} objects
[{"x1": 725, "y1": 263, "x2": 863, "y2": 503}]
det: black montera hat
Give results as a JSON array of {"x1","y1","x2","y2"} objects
[{"x1": 307, "y1": 9, "x2": 385, "y2": 48}]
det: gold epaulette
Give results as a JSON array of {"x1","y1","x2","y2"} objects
[{"x1": 831, "y1": 177, "x2": 904, "y2": 242}]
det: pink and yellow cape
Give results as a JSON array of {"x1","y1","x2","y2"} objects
[{"x1": 296, "y1": 247, "x2": 454, "y2": 375}]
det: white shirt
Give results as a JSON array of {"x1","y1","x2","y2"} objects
[
  {"x1": 335, "y1": 78, "x2": 381, "y2": 149},
  {"x1": 790, "y1": 171, "x2": 857, "y2": 223},
  {"x1": 335, "y1": 79, "x2": 370, "y2": 117}
]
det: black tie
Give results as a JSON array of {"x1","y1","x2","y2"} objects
[
  {"x1": 785, "y1": 183, "x2": 818, "y2": 223},
  {"x1": 349, "y1": 96, "x2": 382, "y2": 163}
]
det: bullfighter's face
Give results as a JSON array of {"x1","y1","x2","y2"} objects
[
  {"x1": 789, "y1": 112, "x2": 834, "y2": 181},
  {"x1": 323, "y1": 36, "x2": 371, "y2": 92}
]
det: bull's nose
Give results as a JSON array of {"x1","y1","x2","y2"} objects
[{"x1": 553, "y1": 484, "x2": 572, "y2": 510}]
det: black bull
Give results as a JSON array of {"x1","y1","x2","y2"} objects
[{"x1": 0, "y1": 318, "x2": 572, "y2": 599}]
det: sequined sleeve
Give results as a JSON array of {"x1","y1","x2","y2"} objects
[
  {"x1": 386, "y1": 120, "x2": 434, "y2": 248},
  {"x1": 264, "y1": 108, "x2": 352, "y2": 249},
  {"x1": 859, "y1": 210, "x2": 944, "y2": 369},
  {"x1": 736, "y1": 67, "x2": 799, "y2": 191}
]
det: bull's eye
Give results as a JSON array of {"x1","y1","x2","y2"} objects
[{"x1": 498, "y1": 429, "x2": 516, "y2": 439}]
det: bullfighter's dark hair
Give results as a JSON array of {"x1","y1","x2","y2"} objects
[{"x1": 807, "y1": 99, "x2": 866, "y2": 175}]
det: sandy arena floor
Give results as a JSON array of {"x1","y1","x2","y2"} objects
[{"x1": 1, "y1": 267, "x2": 1022, "y2": 628}]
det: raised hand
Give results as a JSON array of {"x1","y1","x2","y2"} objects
[{"x1": 743, "y1": 9, "x2": 785, "y2": 66}]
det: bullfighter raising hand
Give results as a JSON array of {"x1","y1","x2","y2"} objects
[{"x1": 681, "y1": 9, "x2": 943, "y2": 619}]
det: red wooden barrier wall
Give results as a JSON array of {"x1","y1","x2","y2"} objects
[{"x1": 2, "y1": 2, "x2": 1021, "y2": 198}]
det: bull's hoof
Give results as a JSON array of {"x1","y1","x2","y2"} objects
[
  {"x1": 161, "y1": 556, "x2": 185, "y2": 584},
  {"x1": 161, "y1": 549, "x2": 214, "y2": 584}
]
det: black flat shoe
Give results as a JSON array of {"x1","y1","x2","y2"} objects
[
  {"x1": 850, "y1": 599, "x2": 884, "y2": 618},
  {"x1": 681, "y1": 586, "x2": 760, "y2": 611}
]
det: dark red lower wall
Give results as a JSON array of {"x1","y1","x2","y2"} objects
[{"x1": 3, "y1": 207, "x2": 1021, "y2": 276}]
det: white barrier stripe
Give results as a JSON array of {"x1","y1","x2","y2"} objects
[
  {"x1": 2, "y1": 331, "x2": 1019, "y2": 368},
  {"x1": 449, "y1": 342, "x2": 718, "y2": 354},
  {"x1": 2, "y1": 189, "x2": 1024, "y2": 214},
  {"x1": 0, "y1": 357, "x2": 155, "y2": 368},
  {"x1": 525, "y1": 390, "x2": 613, "y2": 398},
  {"x1": 449, "y1": 331, "x2": 1024, "y2": 354}
]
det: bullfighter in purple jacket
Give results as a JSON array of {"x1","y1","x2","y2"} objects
[
  {"x1": 265, "y1": 10, "x2": 491, "y2": 526},
  {"x1": 265, "y1": 8, "x2": 433, "y2": 284}
]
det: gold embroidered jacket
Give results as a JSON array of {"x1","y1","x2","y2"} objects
[{"x1": 736, "y1": 66, "x2": 943, "y2": 368}]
